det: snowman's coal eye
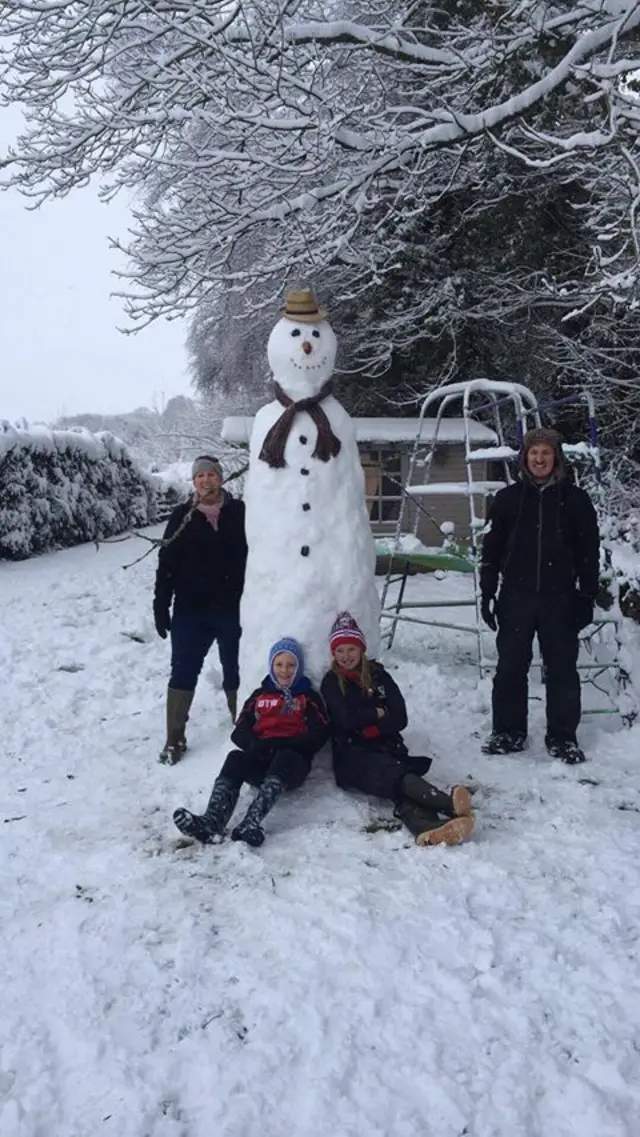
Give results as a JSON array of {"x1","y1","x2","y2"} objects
[
  {"x1": 312, "y1": 329, "x2": 320, "y2": 338},
  {"x1": 291, "y1": 328, "x2": 301, "y2": 337}
]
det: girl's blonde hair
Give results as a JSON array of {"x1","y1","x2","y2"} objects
[{"x1": 331, "y1": 653, "x2": 372, "y2": 694}]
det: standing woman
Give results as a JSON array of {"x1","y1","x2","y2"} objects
[{"x1": 154, "y1": 455, "x2": 247, "y2": 764}]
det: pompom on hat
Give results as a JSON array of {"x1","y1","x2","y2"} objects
[
  {"x1": 329, "y1": 611, "x2": 367, "y2": 654},
  {"x1": 281, "y1": 288, "x2": 327, "y2": 324}
]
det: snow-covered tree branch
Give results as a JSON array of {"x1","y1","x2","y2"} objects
[{"x1": 1, "y1": 0, "x2": 639, "y2": 326}]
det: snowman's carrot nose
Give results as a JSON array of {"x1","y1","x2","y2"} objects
[{"x1": 302, "y1": 340, "x2": 313, "y2": 355}]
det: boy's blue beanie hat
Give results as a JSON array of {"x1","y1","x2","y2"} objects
[{"x1": 268, "y1": 638, "x2": 305, "y2": 684}]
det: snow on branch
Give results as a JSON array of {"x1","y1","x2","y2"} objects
[{"x1": 1, "y1": 0, "x2": 639, "y2": 325}]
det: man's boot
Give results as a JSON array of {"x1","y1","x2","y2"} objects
[
  {"x1": 395, "y1": 798, "x2": 474, "y2": 847},
  {"x1": 481, "y1": 731, "x2": 526, "y2": 755},
  {"x1": 231, "y1": 775, "x2": 286, "y2": 847},
  {"x1": 545, "y1": 736, "x2": 586, "y2": 764},
  {"x1": 173, "y1": 776, "x2": 241, "y2": 843},
  {"x1": 225, "y1": 690, "x2": 238, "y2": 723},
  {"x1": 159, "y1": 688, "x2": 194, "y2": 765},
  {"x1": 401, "y1": 772, "x2": 472, "y2": 818}
]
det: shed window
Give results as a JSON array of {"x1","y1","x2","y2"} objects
[{"x1": 360, "y1": 448, "x2": 403, "y2": 524}]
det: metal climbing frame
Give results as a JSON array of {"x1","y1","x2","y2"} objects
[
  {"x1": 380, "y1": 379, "x2": 540, "y2": 667},
  {"x1": 378, "y1": 380, "x2": 632, "y2": 720}
]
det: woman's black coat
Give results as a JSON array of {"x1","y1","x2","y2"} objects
[{"x1": 154, "y1": 495, "x2": 247, "y2": 618}]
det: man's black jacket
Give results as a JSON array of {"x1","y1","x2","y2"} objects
[
  {"x1": 154, "y1": 495, "x2": 247, "y2": 613},
  {"x1": 480, "y1": 476, "x2": 600, "y2": 599}
]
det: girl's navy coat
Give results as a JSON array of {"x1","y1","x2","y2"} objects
[{"x1": 321, "y1": 662, "x2": 432, "y2": 800}]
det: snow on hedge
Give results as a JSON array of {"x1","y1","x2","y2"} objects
[{"x1": 0, "y1": 421, "x2": 160, "y2": 560}]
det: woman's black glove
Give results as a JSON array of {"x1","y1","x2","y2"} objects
[{"x1": 153, "y1": 603, "x2": 171, "y2": 640}]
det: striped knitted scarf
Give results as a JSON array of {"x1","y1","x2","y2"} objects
[{"x1": 258, "y1": 381, "x2": 342, "y2": 469}]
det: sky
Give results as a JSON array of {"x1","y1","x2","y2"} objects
[{"x1": 0, "y1": 108, "x2": 190, "y2": 424}]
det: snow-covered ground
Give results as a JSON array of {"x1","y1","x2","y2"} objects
[{"x1": 2, "y1": 536, "x2": 640, "y2": 1137}]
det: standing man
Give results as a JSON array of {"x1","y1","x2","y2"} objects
[
  {"x1": 480, "y1": 427, "x2": 600, "y2": 763},
  {"x1": 154, "y1": 455, "x2": 247, "y2": 764}
]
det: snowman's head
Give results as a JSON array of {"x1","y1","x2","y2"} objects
[{"x1": 267, "y1": 317, "x2": 338, "y2": 400}]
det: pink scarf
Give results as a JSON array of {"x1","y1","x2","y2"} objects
[{"x1": 196, "y1": 495, "x2": 224, "y2": 531}]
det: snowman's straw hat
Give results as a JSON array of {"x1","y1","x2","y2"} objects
[{"x1": 281, "y1": 288, "x2": 327, "y2": 323}]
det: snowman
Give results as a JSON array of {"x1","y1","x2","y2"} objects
[{"x1": 239, "y1": 288, "x2": 381, "y2": 695}]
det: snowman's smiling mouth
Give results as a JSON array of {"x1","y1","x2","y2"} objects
[{"x1": 288, "y1": 354, "x2": 329, "y2": 372}]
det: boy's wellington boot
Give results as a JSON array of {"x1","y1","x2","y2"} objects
[
  {"x1": 401, "y1": 772, "x2": 472, "y2": 818},
  {"x1": 394, "y1": 798, "x2": 474, "y2": 847},
  {"x1": 173, "y1": 776, "x2": 240, "y2": 843},
  {"x1": 159, "y1": 688, "x2": 194, "y2": 765},
  {"x1": 225, "y1": 690, "x2": 238, "y2": 724},
  {"x1": 231, "y1": 775, "x2": 286, "y2": 848}
]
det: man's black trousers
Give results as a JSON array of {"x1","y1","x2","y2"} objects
[{"x1": 492, "y1": 588, "x2": 581, "y2": 742}]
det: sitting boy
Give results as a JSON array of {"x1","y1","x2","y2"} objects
[{"x1": 173, "y1": 637, "x2": 328, "y2": 846}]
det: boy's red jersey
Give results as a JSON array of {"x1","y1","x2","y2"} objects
[
  {"x1": 231, "y1": 680, "x2": 329, "y2": 753},
  {"x1": 252, "y1": 692, "x2": 311, "y2": 738}
]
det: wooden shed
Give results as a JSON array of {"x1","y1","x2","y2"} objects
[{"x1": 221, "y1": 415, "x2": 500, "y2": 548}]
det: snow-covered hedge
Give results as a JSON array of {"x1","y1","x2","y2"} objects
[
  {"x1": 147, "y1": 461, "x2": 191, "y2": 521},
  {"x1": 0, "y1": 422, "x2": 159, "y2": 560}
]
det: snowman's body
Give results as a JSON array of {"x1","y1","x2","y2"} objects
[{"x1": 239, "y1": 315, "x2": 381, "y2": 695}]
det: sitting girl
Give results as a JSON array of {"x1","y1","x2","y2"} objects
[
  {"x1": 173, "y1": 637, "x2": 329, "y2": 847},
  {"x1": 320, "y1": 612, "x2": 474, "y2": 846}
]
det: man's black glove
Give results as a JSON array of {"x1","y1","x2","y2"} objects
[
  {"x1": 153, "y1": 603, "x2": 171, "y2": 640},
  {"x1": 481, "y1": 594, "x2": 498, "y2": 632},
  {"x1": 575, "y1": 593, "x2": 594, "y2": 632}
]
